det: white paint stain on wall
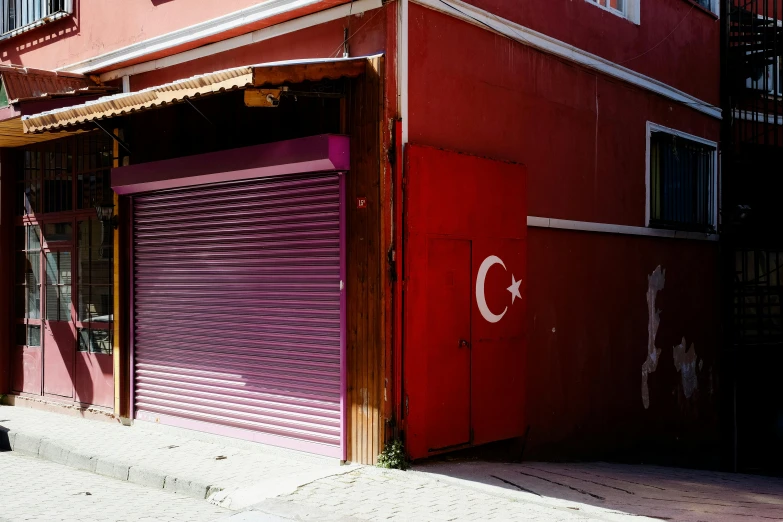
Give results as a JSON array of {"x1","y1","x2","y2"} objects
[
  {"x1": 641, "y1": 266, "x2": 665, "y2": 409},
  {"x1": 673, "y1": 337, "x2": 698, "y2": 399}
]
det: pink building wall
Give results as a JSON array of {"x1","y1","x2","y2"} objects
[{"x1": 0, "y1": 0, "x2": 350, "y2": 71}]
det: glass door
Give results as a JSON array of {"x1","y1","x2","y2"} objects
[{"x1": 43, "y1": 242, "x2": 75, "y2": 398}]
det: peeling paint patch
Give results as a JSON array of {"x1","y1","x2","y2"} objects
[
  {"x1": 673, "y1": 337, "x2": 698, "y2": 399},
  {"x1": 641, "y1": 266, "x2": 665, "y2": 409}
]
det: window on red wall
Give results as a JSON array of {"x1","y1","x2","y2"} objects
[
  {"x1": 649, "y1": 129, "x2": 717, "y2": 233},
  {"x1": 585, "y1": 0, "x2": 640, "y2": 24},
  {"x1": 587, "y1": 0, "x2": 625, "y2": 14}
]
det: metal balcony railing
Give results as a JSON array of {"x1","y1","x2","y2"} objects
[
  {"x1": 725, "y1": 0, "x2": 783, "y2": 148},
  {"x1": 1, "y1": 0, "x2": 72, "y2": 38}
]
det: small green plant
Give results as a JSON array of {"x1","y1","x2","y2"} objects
[{"x1": 377, "y1": 439, "x2": 409, "y2": 470}]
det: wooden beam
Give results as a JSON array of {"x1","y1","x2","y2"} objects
[
  {"x1": 244, "y1": 89, "x2": 283, "y2": 108},
  {"x1": 252, "y1": 59, "x2": 368, "y2": 87}
]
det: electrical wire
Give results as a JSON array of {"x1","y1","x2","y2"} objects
[
  {"x1": 619, "y1": 4, "x2": 696, "y2": 64},
  {"x1": 328, "y1": 2, "x2": 385, "y2": 58}
]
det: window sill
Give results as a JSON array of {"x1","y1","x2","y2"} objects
[
  {"x1": 0, "y1": 10, "x2": 72, "y2": 41},
  {"x1": 648, "y1": 224, "x2": 717, "y2": 238}
]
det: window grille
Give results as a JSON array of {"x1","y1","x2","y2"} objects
[
  {"x1": 649, "y1": 131, "x2": 716, "y2": 233},
  {"x1": 734, "y1": 249, "x2": 783, "y2": 349},
  {"x1": 586, "y1": 0, "x2": 626, "y2": 15},
  {"x1": 1, "y1": 0, "x2": 71, "y2": 37},
  {"x1": 14, "y1": 225, "x2": 41, "y2": 321}
]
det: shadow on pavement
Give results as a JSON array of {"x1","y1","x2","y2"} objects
[
  {"x1": 0, "y1": 426, "x2": 10, "y2": 452},
  {"x1": 412, "y1": 458, "x2": 783, "y2": 522}
]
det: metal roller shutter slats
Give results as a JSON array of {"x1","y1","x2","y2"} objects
[{"x1": 133, "y1": 172, "x2": 343, "y2": 456}]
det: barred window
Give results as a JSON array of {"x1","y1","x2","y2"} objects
[
  {"x1": 1, "y1": 1, "x2": 72, "y2": 38},
  {"x1": 649, "y1": 130, "x2": 717, "y2": 233}
]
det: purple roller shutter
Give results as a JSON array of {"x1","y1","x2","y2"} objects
[{"x1": 131, "y1": 172, "x2": 345, "y2": 458}]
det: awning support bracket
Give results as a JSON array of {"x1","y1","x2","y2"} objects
[
  {"x1": 94, "y1": 121, "x2": 131, "y2": 154},
  {"x1": 184, "y1": 97, "x2": 214, "y2": 126}
]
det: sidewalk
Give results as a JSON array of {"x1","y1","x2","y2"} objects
[
  {"x1": 2, "y1": 403, "x2": 782, "y2": 522},
  {"x1": 0, "y1": 403, "x2": 356, "y2": 511}
]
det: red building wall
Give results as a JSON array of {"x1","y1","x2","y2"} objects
[
  {"x1": 408, "y1": 3, "x2": 722, "y2": 463},
  {"x1": 458, "y1": 0, "x2": 720, "y2": 105}
]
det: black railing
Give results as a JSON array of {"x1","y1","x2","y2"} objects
[
  {"x1": 1, "y1": 0, "x2": 69, "y2": 36},
  {"x1": 734, "y1": 248, "x2": 783, "y2": 349},
  {"x1": 722, "y1": 1, "x2": 783, "y2": 474},
  {"x1": 726, "y1": 0, "x2": 783, "y2": 149}
]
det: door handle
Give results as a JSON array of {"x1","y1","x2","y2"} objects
[{"x1": 459, "y1": 339, "x2": 470, "y2": 349}]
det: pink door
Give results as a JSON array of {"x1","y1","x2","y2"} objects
[
  {"x1": 426, "y1": 238, "x2": 472, "y2": 451},
  {"x1": 43, "y1": 248, "x2": 75, "y2": 398}
]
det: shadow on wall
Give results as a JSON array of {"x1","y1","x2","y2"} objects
[{"x1": 0, "y1": 4, "x2": 80, "y2": 65}]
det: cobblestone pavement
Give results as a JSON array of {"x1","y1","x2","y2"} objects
[
  {"x1": 236, "y1": 462, "x2": 783, "y2": 522},
  {"x1": 0, "y1": 451, "x2": 230, "y2": 522},
  {"x1": 241, "y1": 467, "x2": 640, "y2": 522},
  {"x1": 4, "y1": 405, "x2": 783, "y2": 522}
]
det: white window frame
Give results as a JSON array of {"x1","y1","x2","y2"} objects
[
  {"x1": 645, "y1": 121, "x2": 719, "y2": 232},
  {"x1": 584, "y1": 0, "x2": 641, "y2": 24},
  {"x1": 693, "y1": 0, "x2": 720, "y2": 17}
]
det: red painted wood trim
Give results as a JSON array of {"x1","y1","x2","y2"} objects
[{"x1": 112, "y1": 134, "x2": 351, "y2": 195}]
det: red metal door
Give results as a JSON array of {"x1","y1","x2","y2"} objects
[
  {"x1": 43, "y1": 248, "x2": 75, "y2": 397},
  {"x1": 426, "y1": 238, "x2": 471, "y2": 451},
  {"x1": 471, "y1": 239, "x2": 526, "y2": 445},
  {"x1": 404, "y1": 145, "x2": 527, "y2": 460}
]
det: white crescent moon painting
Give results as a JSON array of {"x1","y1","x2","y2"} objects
[{"x1": 476, "y1": 255, "x2": 508, "y2": 323}]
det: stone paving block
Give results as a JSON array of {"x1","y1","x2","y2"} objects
[
  {"x1": 12, "y1": 432, "x2": 41, "y2": 456},
  {"x1": 39, "y1": 439, "x2": 70, "y2": 465},
  {"x1": 163, "y1": 475, "x2": 211, "y2": 499},
  {"x1": 95, "y1": 459, "x2": 131, "y2": 481},
  {"x1": 65, "y1": 450, "x2": 97, "y2": 472},
  {"x1": 128, "y1": 466, "x2": 167, "y2": 489}
]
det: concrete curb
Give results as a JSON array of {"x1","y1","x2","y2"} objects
[{"x1": 5, "y1": 427, "x2": 223, "y2": 501}]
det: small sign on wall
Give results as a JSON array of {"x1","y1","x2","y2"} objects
[{"x1": 356, "y1": 197, "x2": 368, "y2": 209}]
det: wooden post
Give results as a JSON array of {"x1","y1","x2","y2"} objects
[
  {"x1": 345, "y1": 57, "x2": 385, "y2": 464},
  {"x1": 112, "y1": 132, "x2": 128, "y2": 418}
]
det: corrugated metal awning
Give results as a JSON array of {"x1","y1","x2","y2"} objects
[{"x1": 23, "y1": 56, "x2": 376, "y2": 134}]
